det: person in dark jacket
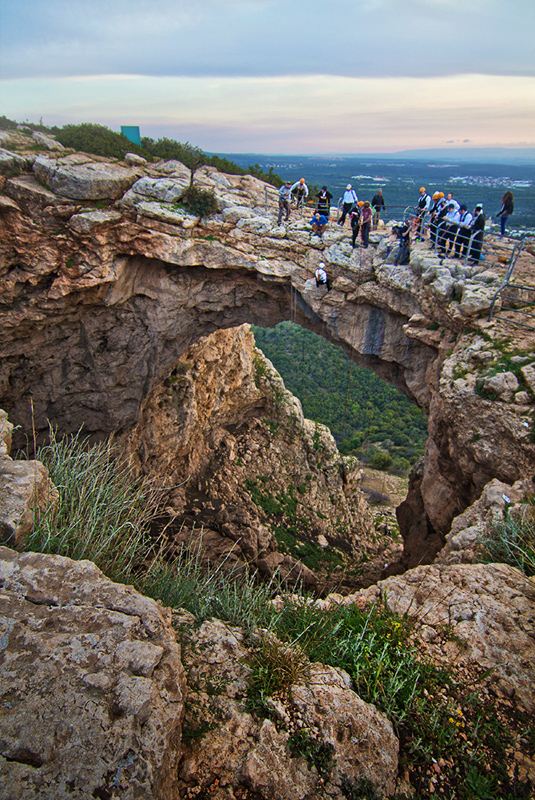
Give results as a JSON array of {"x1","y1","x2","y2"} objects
[
  {"x1": 316, "y1": 186, "x2": 333, "y2": 218},
  {"x1": 394, "y1": 218, "x2": 412, "y2": 265},
  {"x1": 468, "y1": 204, "x2": 486, "y2": 264},
  {"x1": 371, "y1": 188, "x2": 385, "y2": 229},
  {"x1": 495, "y1": 191, "x2": 514, "y2": 237},
  {"x1": 350, "y1": 204, "x2": 361, "y2": 247}
]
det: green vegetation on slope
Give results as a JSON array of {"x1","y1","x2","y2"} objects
[{"x1": 252, "y1": 322, "x2": 427, "y2": 474}]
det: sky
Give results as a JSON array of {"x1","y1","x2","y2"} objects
[{"x1": 1, "y1": 0, "x2": 534, "y2": 155}]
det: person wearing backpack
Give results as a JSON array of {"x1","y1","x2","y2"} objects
[
  {"x1": 350, "y1": 204, "x2": 361, "y2": 247},
  {"x1": 454, "y1": 205, "x2": 473, "y2": 259},
  {"x1": 338, "y1": 184, "x2": 358, "y2": 226}
]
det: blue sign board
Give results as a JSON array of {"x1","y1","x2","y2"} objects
[{"x1": 120, "y1": 126, "x2": 141, "y2": 146}]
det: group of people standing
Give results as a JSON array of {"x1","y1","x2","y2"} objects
[
  {"x1": 279, "y1": 177, "x2": 516, "y2": 282},
  {"x1": 278, "y1": 179, "x2": 386, "y2": 248},
  {"x1": 414, "y1": 186, "x2": 514, "y2": 264}
]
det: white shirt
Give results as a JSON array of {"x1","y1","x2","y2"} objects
[
  {"x1": 343, "y1": 189, "x2": 358, "y2": 204},
  {"x1": 290, "y1": 181, "x2": 309, "y2": 196},
  {"x1": 315, "y1": 266, "x2": 328, "y2": 282},
  {"x1": 459, "y1": 211, "x2": 473, "y2": 227},
  {"x1": 445, "y1": 209, "x2": 461, "y2": 225}
]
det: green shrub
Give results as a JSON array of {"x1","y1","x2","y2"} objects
[
  {"x1": 179, "y1": 185, "x2": 218, "y2": 219},
  {"x1": 369, "y1": 450, "x2": 393, "y2": 471},
  {"x1": 52, "y1": 123, "x2": 149, "y2": 160},
  {"x1": 0, "y1": 115, "x2": 18, "y2": 131}
]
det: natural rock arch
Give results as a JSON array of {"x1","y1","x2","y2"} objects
[
  {"x1": 2, "y1": 253, "x2": 436, "y2": 444},
  {"x1": 1, "y1": 152, "x2": 533, "y2": 569}
]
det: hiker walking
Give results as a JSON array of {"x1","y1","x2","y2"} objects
[{"x1": 278, "y1": 181, "x2": 292, "y2": 224}]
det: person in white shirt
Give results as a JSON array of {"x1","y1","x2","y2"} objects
[
  {"x1": 289, "y1": 178, "x2": 309, "y2": 209},
  {"x1": 454, "y1": 205, "x2": 473, "y2": 259},
  {"x1": 445, "y1": 192, "x2": 460, "y2": 213},
  {"x1": 338, "y1": 184, "x2": 358, "y2": 226},
  {"x1": 415, "y1": 187, "x2": 431, "y2": 239},
  {"x1": 438, "y1": 203, "x2": 461, "y2": 256},
  {"x1": 315, "y1": 262, "x2": 331, "y2": 290}
]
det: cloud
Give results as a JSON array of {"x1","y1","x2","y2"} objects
[
  {"x1": 1, "y1": 0, "x2": 534, "y2": 80},
  {"x1": 3, "y1": 73, "x2": 533, "y2": 154}
]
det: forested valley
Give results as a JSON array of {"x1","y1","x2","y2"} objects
[{"x1": 252, "y1": 323, "x2": 428, "y2": 475}]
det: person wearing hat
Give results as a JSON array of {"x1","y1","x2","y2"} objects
[
  {"x1": 315, "y1": 186, "x2": 333, "y2": 218},
  {"x1": 454, "y1": 205, "x2": 473, "y2": 259},
  {"x1": 315, "y1": 262, "x2": 331, "y2": 290},
  {"x1": 289, "y1": 178, "x2": 309, "y2": 210},
  {"x1": 338, "y1": 184, "x2": 359, "y2": 226},
  {"x1": 429, "y1": 193, "x2": 447, "y2": 249},
  {"x1": 468, "y1": 204, "x2": 486, "y2": 264},
  {"x1": 278, "y1": 181, "x2": 292, "y2": 224},
  {"x1": 415, "y1": 187, "x2": 431, "y2": 239},
  {"x1": 310, "y1": 210, "x2": 329, "y2": 238}
]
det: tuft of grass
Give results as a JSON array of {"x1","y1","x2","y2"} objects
[
  {"x1": 478, "y1": 501, "x2": 535, "y2": 577},
  {"x1": 247, "y1": 634, "x2": 311, "y2": 701},
  {"x1": 140, "y1": 541, "x2": 280, "y2": 632},
  {"x1": 25, "y1": 428, "x2": 161, "y2": 582}
]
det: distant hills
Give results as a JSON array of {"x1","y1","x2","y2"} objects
[{"x1": 213, "y1": 147, "x2": 535, "y2": 166}]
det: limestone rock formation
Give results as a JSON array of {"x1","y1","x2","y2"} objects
[
  {"x1": 326, "y1": 562, "x2": 535, "y2": 714},
  {"x1": 176, "y1": 617, "x2": 399, "y2": 799},
  {"x1": 118, "y1": 325, "x2": 383, "y2": 590},
  {"x1": 0, "y1": 409, "x2": 57, "y2": 546},
  {"x1": 0, "y1": 134, "x2": 534, "y2": 569},
  {"x1": 0, "y1": 547, "x2": 185, "y2": 800},
  {"x1": 436, "y1": 476, "x2": 533, "y2": 565}
]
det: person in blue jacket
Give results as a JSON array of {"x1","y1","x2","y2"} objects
[{"x1": 310, "y1": 210, "x2": 328, "y2": 238}]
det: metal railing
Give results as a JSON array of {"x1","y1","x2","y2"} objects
[{"x1": 487, "y1": 236, "x2": 535, "y2": 328}]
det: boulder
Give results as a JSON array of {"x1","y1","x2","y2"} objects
[
  {"x1": 33, "y1": 156, "x2": 139, "y2": 200},
  {"x1": 130, "y1": 175, "x2": 189, "y2": 203},
  {"x1": 124, "y1": 152, "x2": 148, "y2": 167},
  {"x1": 482, "y1": 371, "x2": 519, "y2": 401},
  {"x1": 31, "y1": 131, "x2": 65, "y2": 151},
  {"x1": 352, "y1": 562, "x2": 535, "y2": 712},
  {"x1": 69, "y1": 209, "x2": 123, "y2": 234},
  {"x1": 0, "y1": 410, "x2": 57, "y2": 547},
  {"x1": 177, "y1": 619, "x2": 398, "y2": 799},
  {"x1": 520, "y1": 363, "x2": 535, "y2": 394},
  {"x1": 459, "y1": 284, "x2": 497, "y2": 315},
  {"x1": 0, "y1": 547, "x2": 185, "y2": 800}
]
